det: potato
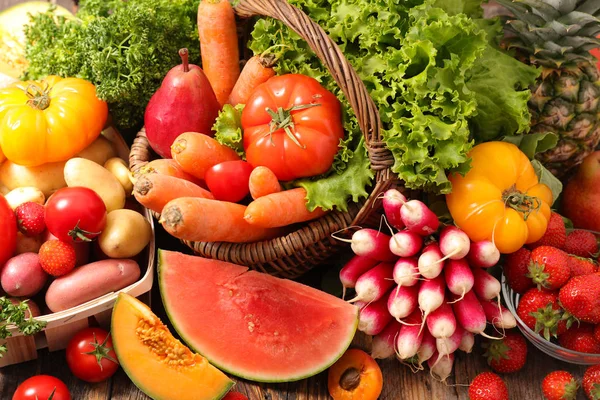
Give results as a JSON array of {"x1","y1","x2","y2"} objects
[
  {"x1": 64, "y1": 158, "x2": 126, "y2": 212},
  {"x1": 45, "y1": 259, "x2": 141, "y2": 312},
  {"x1": 77, "y1": 136, "x2": 117, "y2": 165},
  {"x1": 1, "y1": 253, "x2": 48, "y2": 297},
  {"x1": 104, "y1": 157, "x2": 133, "y2": 196},
  {"x1": 15, "y1": 232, "x2": 43, "y2": 255},
  {"x1": 99, "y1": 209, "x2": 152, "y2": 258},
  {"x1": 5, "y1": 187, "x2": 45, "y2": 209},
  {"x1": 0, "y1": 160, "x2": 66, "y2": 198}
]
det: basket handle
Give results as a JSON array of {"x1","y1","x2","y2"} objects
[{"x1": 235, "y1": 0, "x2": 392, "y2": 171}]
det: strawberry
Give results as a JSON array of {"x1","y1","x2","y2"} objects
[
  {"x1": 594, "y1": 325, "x2": 600, "y2": 344},
  {"x1": 565, "y1": 230, "x2": 599, "y2": 258},
  {"x1": 222, "y1": 392, "x2": 248, "y2": 400},
  {"x1": 558, "y1": 324, "x2": 600, "y2": 354},
  {"x1": 39, "y1": 240, "x2": 76, "y2": 277},
  {"x1": 583, "y1": 364, "x2": 600, "y2": 400},
  {"x1": 542, "y1": 371, "x2": 578, "y2": 400},
  {"x1": 14, "y1": 202, "x2": 46, "y2": 237},
  {"x1": 468, "y1": 372, "x2": 509, "y2": 400},
  {"x1": 517, "y1": 288, "x2": 559, "y2": 331},
  {"x1": 559, "y1": 274, "x2": 600, "y2": 324},
  {"x1": 567, "y1": 255, "x2": 597, "y2": 277},
  {"x1": 527, "y1": 246, "x2": 570, "y2": 290},
  {"x1": 528, "y1": 212, "x2": 567, "y2": 250},
  {"x1": 482, "y1": 330, "x2": 527, "y2": 373},
  {"x1": 504, "y1": 247, "x2": 534, "y2": 294}
]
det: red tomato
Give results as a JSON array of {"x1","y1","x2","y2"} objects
[
  {"x1": 45, "y1": 187, "x2": 107, "y2": 243},
  {"x1": 0, "y1": 194, "x2": 16, "y2": 265},
  {"x1": 66, "y1": 328, "x2": 119, "y2": 383},
  {"x1": 12, "y1": 375, "x2": 71, "y2": 400},
  {"x1": 205, "y1": 161, "x2": 254, "y2": 202},
  {"x1": 242, "y1": 74, "x2": 344, "y2": 181}
]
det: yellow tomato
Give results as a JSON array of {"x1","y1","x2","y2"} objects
[
  {"x1": 0, "y1": 145, "x2": 5, "y2": 164},
  {"x1": 446, "y1": 142, "x2": 553, "y2": 254},
  {"x1": 0, "y1": 76, "x2": 108, "y2": 167}
]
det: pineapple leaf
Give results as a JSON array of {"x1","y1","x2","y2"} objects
[
  {"x1": 515, "y1": 0, "x2": 562, "y2": 20},
  {"x1": 558, "y1": 11, "x2": 600, "y2": 27},
  {"x1": 497, "y1": 0, "x2": 547, "y2": 25},
  {"x1": 559, "y1": 35, "x2": 600, "y2": 51},
  {"x1": 575, "y1": 0, "x2": 600, "y2": 16}
]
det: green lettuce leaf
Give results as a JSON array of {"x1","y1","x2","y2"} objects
[
  {"x1": 213, "y1": 104, "x2": 245, "y2": 157},
  {"x1": 532, "y1": 160, "x2": 563, "y2": 205},
  {"x1": 502, "y1": 132, "x2": 559, "y2": 159}
]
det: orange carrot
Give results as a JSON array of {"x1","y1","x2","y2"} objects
[
  {"x1": 248, "y1": 166, "x2": 281, "y2": 200},
  {"x1": 198, "y1": 0, "x2": 240, "y2": 106},
  {"x1": 171, "y1": 132, "x2": 240, "y2": 180},
  {"x1": 160, "y1": 197, "x2": 280, "y2": 243},
  {"x1": 137, "y1": 159, "x2": 205, "y2": 187},
  {"x1": 244, "y1": 188, "x2": 327, "y2": 228},
  {"x1": 133, "y1": 174, "x2": 214, "y2": 214},
  {"x1": 227, "y1": 55, "x2": 276, "y2": 106}
]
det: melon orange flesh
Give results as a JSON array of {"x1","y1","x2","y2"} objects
[
  {"x1": 111, "y1": 293, "x2": 234, "y2": 400},
  {"x1": 158, "y1": 250, "x2": 359, "y2": 383}
]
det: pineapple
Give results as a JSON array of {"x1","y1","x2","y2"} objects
[{"x1": 496, "y1": 0, "x2": 600, "y2": 178}]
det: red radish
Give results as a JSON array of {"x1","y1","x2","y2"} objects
[
  {"x1": 480, "y1": 298, "x2": 516, "y2": 329},
  {"x1": 444, "y1": 259, "x2": 474, "y2": 302},
  {"x1": 467, "y1": 240, "x2": 500, "y2": 268},
  {"x1": 358, "y1": 293, "x2": 394, "y2": 335},
  {"x1": 472, "y1": 267, "x2": 501, "y2": 301},
  {"x1": 400, "y1": 199, "x2": 440, "y2": 236},
  {"x1": 393, "y1": 257, "x2": 420, "y2": 287},
  {"x1": 339, "y1": 255, "x2": 379, "y2": 299},
  {"x1": 389, "y1": 230, "x2": 423, "y2": 258},
  {"x1": 396, "y1": 309, "x2": 424, "y2": 360},
  {"x1": 418, "y1": 243, "x2": 445, "y2": 279},
  {"x1": 452, "y1": 290, "x2": 497, "y2": 339},
  {"x1": 337, "y1": 229, "x2": 397, "y2": 262},
  {"x1": 388, "y1": 284, "x2": 419, "y2": 321},
  {"x1": 382, "y1": 189, "x2": 406, "y2": 230},
  {"x1": 418, "y1": 275, "x2": 445, "y2": 332},
  {"x1": 372, "y1": 320, "x2": 402, "y2": 359},
  {"x1": 439, "y1": 226, "x2": 471, "y2": 260},
  {"x1": 436, "y1": 324, "x2": 464, "y2": 357},
  {"x1": 459, "y1": 331, "x2": 475, "y2": 353},
  {"x1": 417, "y1": 329, "x2": 436, "y2": 366},
  {"x1": 426, "y1": 301, "x2": 457, "y2": 339},
  {"x1": 348, "y1": 262, "x2": 395, "y2": 303},
  {"x1": 428, "y1": 351, "x2": 455, "y2": 382}
]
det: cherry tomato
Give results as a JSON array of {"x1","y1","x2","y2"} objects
[
  {"x1": 205, "y1": 161, "x2": 254, "y2": 202},
  {"x1": 12, "y1": 375, "x2": 71, "y2": 400},
  {"x1": 65, "y1": 327, "x2": 119, "y2": 383},
  {"x1": 45, "y1": 187, "x2": 107, "y2": 243},
  {"x1": 0, "y1": 194, "x2": 17, "y2": 265},
  {"x1": 242, "y1": 74, "x2": 344, "y2": 181}
]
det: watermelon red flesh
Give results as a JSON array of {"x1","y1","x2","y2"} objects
[{"x1": 158, "y1": 250, "x2": 358, "y2": 383}]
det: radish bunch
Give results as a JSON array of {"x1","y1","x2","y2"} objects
[{"x1": 338, "y1": 189, "x2": 513, "y2": 382}]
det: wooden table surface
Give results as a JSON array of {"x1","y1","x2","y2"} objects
[{"x1": 0, "y1": 0, "x2": 592, "y2": 399}]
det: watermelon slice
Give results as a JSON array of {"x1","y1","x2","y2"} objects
[{"x1": 158, "y1": 250, "x2": 359, "y2": 383}]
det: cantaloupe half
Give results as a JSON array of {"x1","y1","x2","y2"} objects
[{"x1": 111, "y1": 293, "x2": 234, "y2": 400}]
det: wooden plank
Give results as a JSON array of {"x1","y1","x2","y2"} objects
[{"x1": 0, "y1": 335, "x2": 37, "y2": 367}]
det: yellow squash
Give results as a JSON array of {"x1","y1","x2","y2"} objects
[
  {"x1": 446, "y1": 141, "x2": 553, "y2": 254},
  {"x1": 0, "y1": 75, "x2": 108, "y2": 166}
]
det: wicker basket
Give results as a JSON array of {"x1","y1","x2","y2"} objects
[{"x1": 129, "y1": 0, "x2": 396, "y2": 279}]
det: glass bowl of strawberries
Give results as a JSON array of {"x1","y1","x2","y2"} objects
[{"x1": 501, "y1": 228, "x2": 600, "y2": 365}]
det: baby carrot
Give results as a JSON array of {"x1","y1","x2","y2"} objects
[
  {"x1": 171, "y1": 132, "x2": 240, "y2": 180},
  {"x1": 244, "y1": 188, "x2": 327, "y2": 228},
  {"x1": 133, "y1": 174, "x2": 214, "y2": 214},
  {"x1": 227, "y1": 55, "x2": 276, "y2": 106},
  {"x1": 198, "y1": 0, "x2": 240, "y2": 106},
  {"x1": 137, "y1": 159, "x2": 205, "y2": 187},
  {"x1": 160, "y1": 197, "x2": 280, "y2": 243},
  {"x1": 249, "y1": 166, "x2": 281, "y2": 200}
]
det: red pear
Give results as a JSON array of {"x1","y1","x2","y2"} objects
[
  {"x1": 562, "y1": 151, "x2": 600, "y2": 231},
  {"x1": 144, "y1": 48, "x2": 220, "y2": 158}
]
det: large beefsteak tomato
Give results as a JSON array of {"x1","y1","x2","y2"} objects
[
  {"x1": 241, "y1": 74, "x2": 344, "y2": 181},
  {"x1": 446, "y1": 142, "x2": 553, "y2": 254}
]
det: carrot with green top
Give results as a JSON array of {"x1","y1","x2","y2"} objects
[
  {"x1": 249, "y1": 166, "x2": 281, "y2": 199},
  {"x1": 171, "y1": 132, "x2": 240, "y2": 180},
  {"x1": 160, "y1": 197, "x2": 280, "y2": 243},
  {"x1": 227, "y1": 54, "x2": 277, "y2": 106},
  {"x1": 244, "y1": 188, "x2": 327, "y2": 228},
  {"x1": 133, "y1": 174, "x2": 214, "y2": 214},
  {"x1": 198, "y1": 0, "x2": 240, "y2": 106}
]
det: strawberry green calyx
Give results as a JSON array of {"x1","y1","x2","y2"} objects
[
  {"x1": 526, "y1": 261, "x2": 550, "y2": 290},
  {"x1": 482, "y1": 340, "x2": 510, "y2": 364},
  {"x1": 562, "y1": 378, "x2": 579, "y2": 400},
  {"x1": 530, "y1": 304, "x2": 574, "y2": 341},
  {"x1": 591, "y1": 383, "x2": 600, "y2": 400}
]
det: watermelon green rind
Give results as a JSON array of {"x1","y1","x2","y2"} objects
[{"x1": 158, "y1": 249, "x2": 359, "y2": 383}]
